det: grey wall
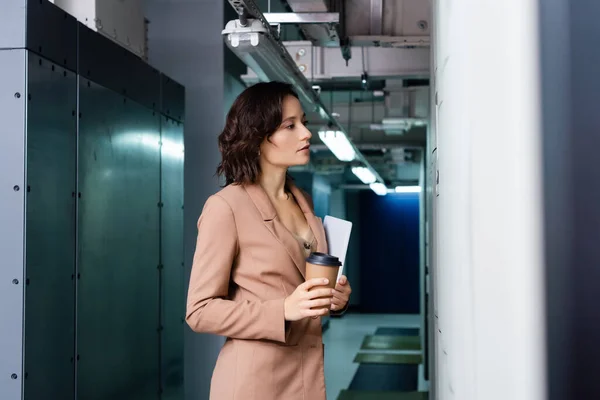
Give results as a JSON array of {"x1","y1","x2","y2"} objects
[
  {"x1": 224, "y1": 72, "x2": 247, "y2": 119},
  {"x1": 540, "y1": 1, "x2": 600, "y2": 398},
  {"x1": 143, "y1": 1, "x2": 226, "y2": 399}
]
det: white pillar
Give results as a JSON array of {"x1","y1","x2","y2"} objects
[{"x1": 431, "y1": 1, "x2": 546, "y2": 399}]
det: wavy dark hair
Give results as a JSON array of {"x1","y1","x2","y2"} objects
[{"x1": 217, "y1": 81, "x2": 299, "y2": 186}]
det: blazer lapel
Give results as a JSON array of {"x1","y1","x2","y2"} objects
[{"x1": 244, "y1": 183, "x2": 306, "y2": 278}]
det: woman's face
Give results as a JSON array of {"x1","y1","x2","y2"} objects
[{"x1": 260, "y1": 95, "x2": 312, "y2": 168}]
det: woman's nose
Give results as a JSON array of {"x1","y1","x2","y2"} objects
[{"x1": 301, "y1": 126, "x2": 312, "y2": 140}]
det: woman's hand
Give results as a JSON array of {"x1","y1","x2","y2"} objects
[
  {"x1": 331, "y1": 275, "x2": 352, "y2": 312},
  {"x1": 284, "y1": 278, "x2": 333, "y2": 321}
]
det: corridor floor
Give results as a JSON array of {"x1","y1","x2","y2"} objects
[{"x1": 322, "y1": 313, "x2": 428, "y2": 400}]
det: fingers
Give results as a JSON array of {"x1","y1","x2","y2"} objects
[
  {"x1": 331, "y1": 292, "x2": 345, "y2": 304},
  {"x1": 331, "y1": 291, "x2": 345, "y2": 304},
  {"x1": 295, "y1": 278, "x2": 349, "y2": 319},
  {"x1": 331, "y1": 295, "x2": 348, "y2": 311},
  {"x1": 304, "y1": 307, "x2": 329, "y2": 318},
  {"x1": 332, "y1": 290, "x2": 348, "y2": 302},
  {"x1": 304, "y1": 298, "x2": 332, "y2": 309},
  {"x1": 330, "y1": 301, "x2": 344, "y2": 311},
  {"x1": 333, "y1": 283, "x2": 352, "y2": 296},
  {"x1": 304, "y1": 288, "x2": 333, "y2": 300},
  {"x1": 331, "y1": 290, "x2": 349, "y2": 311},
  {"x1": 302, "y1": 278, "x2": 329, "y2": 291}
]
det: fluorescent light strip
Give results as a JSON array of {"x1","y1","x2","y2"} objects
[
  {"x1": 395, "y1": 186, "x2": 421, "y2": 193},
  {"x1": 351, "y1": 167, "x2": 377, "y2": 184},
  {"x1": 370, "y1": 182, "x2": 388, "y2": 196},
  {"x1": 318, "y1": 130, "x2": 356, "y2": 162}
]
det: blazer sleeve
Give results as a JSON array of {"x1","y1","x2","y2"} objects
[{"x1": 185, "y1": 194, "x2": 288, "y2": 343}]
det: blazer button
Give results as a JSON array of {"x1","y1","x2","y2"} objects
[{"x1": 304, "y1": 242, "x2": 311, "y2": 250}]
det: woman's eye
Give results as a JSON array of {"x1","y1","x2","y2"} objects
[{"x1": 287, "y1": 124, "x2": 295, "y2": 129}]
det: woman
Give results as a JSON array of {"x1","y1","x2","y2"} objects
[{"x1": 186, "y1": 81, "x2": 352, "y2": 400}]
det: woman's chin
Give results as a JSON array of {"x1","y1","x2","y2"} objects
[
  {"x1": 274, "y1": 155, "x2": 311, "y2": 169},
  {"x1": 295, "y1": 156, "x2": 311, "y2": 166},
  {"x1": 283, "y1": 155, "x2": 311, "y2": 167}
]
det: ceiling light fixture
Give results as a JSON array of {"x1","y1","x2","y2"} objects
[
  {"x1": 351, "y1": 166, "x2": 377, "y2": 184},
  {"x1": 318, "y1": 130, "x2": 356, "y2": 162},
  {"x1": 222, "y1": 19, "x2": 319, "y2": 110},
  {"x1": 370, "y1": 182, "x2": 388, "y2": 196},
  {"x1": 395, "y1": 185, "x2": 422, "y2": 193}
]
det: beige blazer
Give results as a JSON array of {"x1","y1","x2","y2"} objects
[{"x1": 186, "y1": 181, "x2": 330, "y2": 400}]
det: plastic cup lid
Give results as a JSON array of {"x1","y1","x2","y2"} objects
[{"x1": 306, "y1": 252, "x2": 342, "y2": 267}]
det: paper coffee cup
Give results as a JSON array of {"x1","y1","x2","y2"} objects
[{"x1": 305, "y1": 252, "x2": 342, "y2": 311}]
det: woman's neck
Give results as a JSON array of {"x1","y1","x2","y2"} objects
[{"x1": 258, "y1": 164, "x2": 289, "y2": 201}]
